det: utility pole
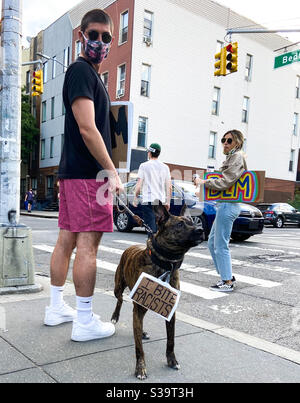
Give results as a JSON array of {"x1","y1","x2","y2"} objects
[
  {"x1": 0, "y1": 0, "x2": 21, "y2": 224},
  {"x1": 0, "y1": 0, "x2": 42, "y2": 294}
]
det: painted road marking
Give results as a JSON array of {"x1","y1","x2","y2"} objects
[{"x1": 33, "y1": 245, "x2": 227, "y2": 300}]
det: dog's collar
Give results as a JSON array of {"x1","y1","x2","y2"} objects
[
  {"x1": 147, "y1": 237, "x2": 184, "y2": 272},
  {"x1": 151, "y1": 237, "x2": 184, "y2": 262}
]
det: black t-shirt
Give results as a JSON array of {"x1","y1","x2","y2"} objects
[{"x1": 58, "y1": 57, "x2": 112, "y2": 179}]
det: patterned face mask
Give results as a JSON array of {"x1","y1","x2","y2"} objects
[{"x1": 82, "y1": 33, "x2": 111, "y2": 64}]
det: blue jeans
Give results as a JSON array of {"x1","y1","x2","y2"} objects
[
  {"x1": 208, "y1": 202, "x2": 241, "y2": 281},
  {"x1": 141, "y1": 202, "x2": 157, "y2": 235}
]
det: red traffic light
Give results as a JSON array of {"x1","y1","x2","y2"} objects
[{"x1": 226, "y1": 44, "x2": 233, "y2": 53}]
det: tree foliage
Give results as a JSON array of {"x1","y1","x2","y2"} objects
[{"x1": 21, "y1": 88, "x2": 39, "y2": 163}]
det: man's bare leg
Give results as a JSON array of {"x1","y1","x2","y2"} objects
[
  {"x1": 73, "y1": 231, "x2": 103, "y2": 297},
  {"x1": 50, "y1": 229, "x2": 77, "y2": 286}
]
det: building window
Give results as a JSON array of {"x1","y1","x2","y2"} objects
[
  {"x1": 296, "y1": 76, "x2": 300, "y2": 99},
  {"x1": 293, "y1": 113, "x2": 299, "y2": 136},
  {"x1": 245, "y1": 54, "x2": 253, "y2": 81},
  {"x1": 101, "y1": 72, "x2": 109, "y2": 91},
  {"x1": 47, "y1": 175, "x2": 54, "y2": 198},
  {"x1": 31, "y1": 178, "x2": 37, "y2": 192},
  {"x1": 138, "y1": 117, "x2": 148, "y2": 148},
  {"x1": 242, "y1": 96, "x2": 250, "y2": 123},
  {"x1": 120, "y1": 11, "x2": 128, "y2": 44},
  {"x1": 64, "y1": 47, "x2": 70, "y2": 72},
  {"x1": 76, "y1": 41, "x2": 81, "y2": 58},
  {"x1": 208, "y1": 132, "x2": 217, "y2": 159},
  {"x1": 42, "y1": 101, "x2": 47, "y2": 122},
  {"x1": 212, "y1": 87, "x2": 220, "y2": 115},
  {"x1": 50, "y1": 137, "x2": 54, "y2": 158},
  {"x1": 289, "y1": 149, "x2": 295, "y2": 172},
  {"x1": 52, "y1": 56, "x2": 57, "y2": 79},
  {"x1": 117, "y1": 64, "x2": 126, "y2": 97},
  {"x1": 26, "y1": 70, "x2": 30, "y2": 93},
  {"x1": 141, "y1": 64, "x2": 151, "y2": 97},
  {"x1": 144, "y1": 11, "x2": 153, "y2": 42},
  {"x1": 51, "y1": 97, "x2": 55, "y2": 120},
  {"x1": 43, "y1": 61, "x2": 48, "y2": 83},
  {"x1": 41, "y1": 139, "x2": 45, "y2": 160}
]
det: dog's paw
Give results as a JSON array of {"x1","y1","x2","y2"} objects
[
  {"x1": 135, "y1": 362, "x2": 147, "y2": 380},
  {"x1": 167, "y1": 355, "x2": 180, "y2": 370},
  {"x1": 136, "y1": 370, "x2": 147, "y2": 380}
]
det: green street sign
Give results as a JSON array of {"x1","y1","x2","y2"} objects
[{"x1": 274, "y1": 49, "x2": 300, "y2": 69}]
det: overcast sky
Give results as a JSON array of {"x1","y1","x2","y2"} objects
[{"x1": 2, "y1": 0, "x2": 300, "y2": 46}]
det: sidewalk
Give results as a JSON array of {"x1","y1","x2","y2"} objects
[
  {"x1": 1, "y1": 273, "x2": 300, "y2": 383},
  {"x1": 20, "y1": 209, "x2": 59, "y2": 219}
]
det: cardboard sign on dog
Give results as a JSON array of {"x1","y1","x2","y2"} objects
[{"x1": 129, "y1": 273, "x2": 181, "y2": 322}]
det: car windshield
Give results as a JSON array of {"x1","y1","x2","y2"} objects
[
  {"x1": 174, "y1": 181, "x2": 197, "y2": 196},
  {"x1": 256, "y1": 204, "x2": 272, "y2": 211}
]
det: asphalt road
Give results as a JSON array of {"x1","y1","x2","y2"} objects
[{"x1": 22, "y1": 215, "x2": 300, "y2": 354}]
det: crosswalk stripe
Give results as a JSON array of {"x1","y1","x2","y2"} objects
[
  {"x1": 33, "y1": 244, "x2": 227, "y2": 300},
  {"x1": 111, "y1": 240, "x2": 285, "y2": 286},
  {"x1": 36, "y1": 242, "x2": 284, "y2": 287}
]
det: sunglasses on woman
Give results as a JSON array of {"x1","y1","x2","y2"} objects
[
  {"x1": 221, "y1": 138, "x2": 233, "y2": 145},
  {"x1": 86, "y1": 30, "x2": 112, "y2": 44}
]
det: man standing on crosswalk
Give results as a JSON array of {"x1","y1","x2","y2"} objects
[{"x1": 133, "y1": 143, "x2": 172, "y2": 235}]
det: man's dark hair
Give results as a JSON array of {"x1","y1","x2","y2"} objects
[
  {"x1": 81, "y1": 9, "x2": 114, "y2": 33},
  {"x1": 150, "y1": 149, "x2": 160, "y2": 158}
]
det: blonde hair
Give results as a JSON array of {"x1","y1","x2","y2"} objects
[{"x1": 223, "y1": 130, "x2": 244, "y2": 150}]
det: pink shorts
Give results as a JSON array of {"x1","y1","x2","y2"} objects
[{"x1": 58, "y1": 179, "x2": 113, "y2": 233}]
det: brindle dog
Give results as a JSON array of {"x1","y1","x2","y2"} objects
[{"x1": 111, "y1": 204, "x2": 203, "y2": 380}]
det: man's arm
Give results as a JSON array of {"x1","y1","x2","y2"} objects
[
  {"x1": 165, "y1": 178, "x2": 172, "y2": 210},
  {"x1": 133, "y1": 178, "x2": 143, "y2": 207},
  {"x1": 71, "y1": 97, "x2": 123, "y2": 193}
]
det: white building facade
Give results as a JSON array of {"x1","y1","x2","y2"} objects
[{"x1": 35, "y1": 0, "x2": 300, "y2": 202}]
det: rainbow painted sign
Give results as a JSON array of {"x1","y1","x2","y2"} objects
[{"x1": 204, "y1": 171, "x2": 265, "y2": 203}]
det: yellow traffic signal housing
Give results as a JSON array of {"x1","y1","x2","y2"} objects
[
  {"x1": 32, "y1": 69, "x2": 43, "y2": 96},
  {"x1": 226, "y1": 42, "x2": 238, "y2": 73},
  {"x1": 214, "y1": 47, "x2": 227, "y2": 76}
]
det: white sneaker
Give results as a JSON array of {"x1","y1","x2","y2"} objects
[
  {"x1": 71, "y1": 315, "x2": 115, "y2": 342},
  {"x1": 44, "y1": 303, "x2": 77, "y2": 326}
]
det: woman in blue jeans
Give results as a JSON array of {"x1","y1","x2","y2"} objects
[{"x1": 195, "y1": 130, "x2": 247, "y2": 292}]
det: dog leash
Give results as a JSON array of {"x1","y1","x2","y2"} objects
[{"x1": 115, "y1": 195, "x2": 154, "y2": 236}]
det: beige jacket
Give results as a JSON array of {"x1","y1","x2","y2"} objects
[{"x1": 205, "y1": 150, "x2": 247, "y2": 191}]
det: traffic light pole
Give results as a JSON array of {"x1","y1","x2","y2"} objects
[
  {"x1": 0, "y1": 0, "x2": 22, "y2": 225},
  {"x1": 0, "y1": 0, "x2": 42, "y2": 294}
]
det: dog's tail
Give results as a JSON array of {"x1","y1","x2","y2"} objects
[{"x1": 111, "y1": 252, "x2": 127, "y2": 324}]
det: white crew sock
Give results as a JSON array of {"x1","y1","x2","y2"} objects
[
  {"x1": 76, "y1": 296, "x2": 93, "y2": 325},
  {"x1": 50, "y1": 285, "x2": 65, "y2": 308}
]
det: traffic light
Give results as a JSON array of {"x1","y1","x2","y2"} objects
[
  {"x1": 214, "y1": 47, "x2": 227, "y2": 76},
  {"x1": 226, "y1": 42, "x2": 238, "y2": 73},
  {"x1": 32, "y1": 69, "x2": 43, "y2": 96}
]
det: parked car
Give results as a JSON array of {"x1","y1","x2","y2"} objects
[
  {"x1": 113, "y1": 179, "x2": 264, "y2": 241},
  {"x1": 256, "y1": 203, "x2": 300, "y2": 228}
]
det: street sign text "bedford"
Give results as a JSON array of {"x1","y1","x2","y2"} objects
[{"x1": 274, "y1": 49, "x2": 300, "y2": 69}]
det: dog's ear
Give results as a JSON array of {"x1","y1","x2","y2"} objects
[{"x1": 153, "y1": 201, "x2": 170, "y2": 226}]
